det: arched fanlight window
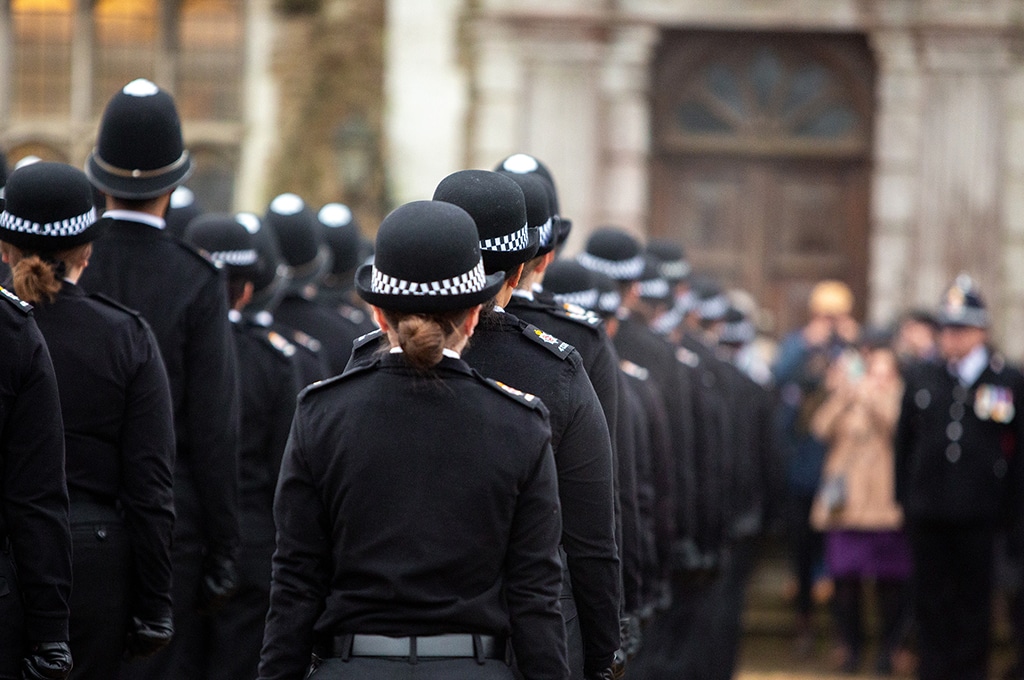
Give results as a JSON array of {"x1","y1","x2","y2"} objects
[
  {"x1": 11, "y1": 0, "x2": 72, "y2": 118},
  {"x1": 93, "y1": 0, "x2": 158, "y2": 113}
]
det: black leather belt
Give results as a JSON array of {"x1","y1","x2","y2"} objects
[{"x1": 327, "y1": 633, "x2": 507, "y2": 664}]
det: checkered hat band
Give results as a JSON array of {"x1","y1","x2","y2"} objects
[
  {"x1": 552, "y1": 288, "x2": 599, "y2": 310},
  {"x1": 699, "y1": 295, "x2": 729, "y2": 321},
  {"x1": 539, "y1": 218, "x2": 554, "y2": 248},
  {"x1": 371, "y1": 259, "x2": 487, "y2": 296},
  {"x1": 639, "y1": 278, "x2": 670, "y2": 299},
  {"x1": 598, "y1": 291, "x2": 622, "y2": 314},
  {"x1": 480, "y1": 223, "x2": 530, "y2": 252},
  {"x1": 659, "y1": 260, "x2": 691, "y2": 280},
  {"x1": 577, "y1": 252, "x2": 645, "y2": 280},
  {"x1": 651, "y1": 309, "x2": 682, "y2": 336},
  {"x1": 0, "y1": 207, "x2": 97, "y2": 238},
  {"x1": 720, "y1": 320, "x2": 755, "y2": 345},
  {"x1": 210, "y1": 249, "x2": 258, "y2": 267}
]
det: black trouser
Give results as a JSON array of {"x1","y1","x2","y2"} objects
[
  {"x1": 121, "y1": 488, "x2": 206, "y2": 680},
  {"x1": 207, "y1": 539, "x2": 274, "y2": 680},
  {"x1": 909, "y1": 518, "x2": 995, "y2": 680},
  {"x1": 0, "y1": 543, "x2": 25, "y2": 680},
  {"x1": 700, "y1": 537, "x2": 758, "y2": 680},
  {"x1": 625, "y1": 569, "x2": 719, "y2": 679},
  {"x1": 69, "y1": 501, "x2": 130, "y2": 680},
  {"x1": 787, "y1": 492, "x2": 823, "y2": 618},
  {"x1": 831, "y1": 576, "x2": 909, "y2": 664}
]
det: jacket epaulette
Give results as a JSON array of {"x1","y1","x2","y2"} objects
[
  {"x1": 89, "y1": 292, "x2": 146, "y2": 325},
  {"x1": 482, "y1": 377, "x2": 547, "y2": 414},
  {"x1": 0, "y1": 285, "x2": 32, "y2": 314},
  {"x1": 550, "y1": 302, "x2": 603, "y2": 329},
  {"x1": 338, "y1": 303, "x2": 368, "y2": 326},
  {"x1": 676, "y1": 346, "x2": 700, "y2": 368},
  {"x1": 172, "y1": 237, "x2": 224, "y2": 274},
  {"x1": 301, "y1": 360, "x2": 375, "y2": 398},
  {"x1": 262, "y1": 329, "x2": 298, "y2": 360},
  {"x1": 522, "y1": 324, "x2": 575, "y2": 360},
  {"x1": 353, "y1": 328, "x2": 385, "y2": 351},
  {"x1": 620, "y1": 359, "x2": 650, "y2": 381}
]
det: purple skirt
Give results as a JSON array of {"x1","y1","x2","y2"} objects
[{"x1": 825, "y1": 529, "x2": 913, "y2": 580}]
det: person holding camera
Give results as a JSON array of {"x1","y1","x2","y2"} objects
[{"x1": 810, "y1": 335, "x2": 910, "y2": 675}]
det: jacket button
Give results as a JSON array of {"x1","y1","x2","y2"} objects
[
  {"x1": 946, "y1": 421, "x2": 963, "y2": 442},
  {"x1": 949, "y1": 403, "x2": 965, "y2": 420},
  {"x1": 96, "y1": 528, "x2": 107, "y2": 541},
  {"x1": 995, "y1": 459, "x2": 1008, "y2": 478},
  {"x1": 946, "y1": 444, "x2": 961, "y2": 463}
]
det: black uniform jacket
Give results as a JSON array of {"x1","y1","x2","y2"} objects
[
  {"x1": 79, "y1": 216, "x2": 240, "y2": 552},
  {"x1": 0, "y1": 287, "x2": 72, "y2": 641},
  {"x1": 272, "y1": 294, "x2": 363, "y2": 377},
  {"x1": 347, "y1": 310, "x2": 620, "y2": 674},
  {"x1": 231, "y1": 315, "x2": 301, "y2": 546},
  {"x1": 259, "y1": 353, "x2": 567, "y2": 680},
  {"x1": 895, "y1": 352, "x2": 1024, "y2": 524},
  {"x1": 33, "y1": 283, "x2": 175, "y2": 622}
]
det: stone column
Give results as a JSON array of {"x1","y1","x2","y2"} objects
[
  {"x1": 867, "y1": 27, "x2": 923, "y2": 328},
  {"x1": 595, "y1": 23, "x2": 658, "y2": 244},
  {"x1": 0, "y1": 2, "x2": 11, "y2": 129},
  {"x1": 913, "y1": 30, "x2": 1012, "y2": 342}
]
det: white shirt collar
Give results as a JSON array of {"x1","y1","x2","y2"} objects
[
  {"x1": 388, "y1": 347, "x2": 461, "y2": 359},
  {"x1": 511, "y1": 289, "x2": 534, "y2": 302},
  {"x1": 952, "y1": 344, "x2": 989, "y2": 386},
  {"x1": 103, "y1": 209, "x2": 166, "y2": 230},
  {"x1": 228, "y1": 309, "x2": 242, "y2": 324}
]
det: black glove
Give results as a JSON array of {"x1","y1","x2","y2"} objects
[
  {"x1": 124, "y1": 616, "x2": 174, "y2": 658},
  {"x1": 197, "y1": 549, "x2": 238, "y2": 615},
  {"x1": 584, "y1": 669, "x2": 617, "y2": 680},
  {"x1": 22, "y1": 641, "x2": 72, "y2": 680}
]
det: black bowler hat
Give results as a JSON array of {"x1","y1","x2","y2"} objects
[
  {"x1": 238, "y1": 211, "x2": 287, "y2": 310},
  {"x1": 718, "y1": 306, "x2": 755, "y2": 346},
  {"x1": 86, "y1": 79, "x2": 193, "y2": 199},
  {"x1": 497, "y1": 171, "x2": 556, "y2": 257},
  {"x1": 637, "y1": 256, "x2": 672, "y2": 304},
  {"x1": 495, "y1": 153, "x2": 572, "y2": 250},
  {"x1": 265, "y1": 193, "x2": 332, "y2": 288},
  {"x1": 578, "y1": 227, "x2": 645, "y2": 281},
  {"x1": 691, "y1": 277, "x2": 729, "y2": 323},
  {"x1": 938, "y1": 273, "x2": 988, "y2": 329},
  {"x1": 184, "y1": 213, "x2": 259, "y2": 277},
  {"x1": 646, "y1": 239, "x2": 691, "y2": 284},
  {"x1": 165, "y1": 186, "x2": 203, "y2": 239},
  {"x1": 356, "y1": 200, "x2": 504, "y2": 313},
  {"x1": 317, "y1": 202, "x2": 363, "y2": 277},
  {"x1": 544, "y1": 259, "x2": 600, "y2": 310},
  {"x1": 433, "y1": 169, "x2": 538, "y2": 274},
  {"x1": 0, "y1": 162, "x2": 104, "y2": 252}
]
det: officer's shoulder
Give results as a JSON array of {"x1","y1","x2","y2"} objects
[
  {"x1": 88, "y1": 292, "x2": 147, "y2": 327},
  {"x1": 478, "y1": 375, "x2": 548, "y2": 416},
  {"x1": 548, "y1": 302, "x2": 603, "y2": 330},
  {"x1": 352, "y1": 328, "x2": 385, "y2": 352},
  {"x1": 0, "y1": 285, "x2": 32, "y2": 315},
  {"x1": 299, "y1": 362, "x2": 374, "y2": 400},
  {"x1": 170, "y1": 237, "x2": 223, "y2": 275},
  {"x1": 251, "y1": 327, "x2": 298, "y2": 362},
  {"x1": 620, "y1": 359, "x2": 650, "y2": 381},
  {"x1": 676, "y1": 345, "x2": 701, "y2": 368},
  {"x1": 521, "y1": 323, "x2": 576, "y2": 360}
]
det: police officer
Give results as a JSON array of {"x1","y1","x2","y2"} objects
[
  {"x1": 0, "y1": 289, "x2": 73, "y2": 679},
  {"x1": 79, "y1": 78, "x2": 241, "y2": 680},
  {"x1": 348, "y1": 171, "x2": 621, "y2": 679},
  {"x1": 184, "y1": 213, "x2": 303, "y2": 680},
  {"x1": 895, "y1": 274, "x2": 1024, "y2": 680},
  {"x1": 264, "y1": 193, "x2": 364, "y2": 376},
  {"x1": 314, "y1": 202, "x2": 377, "y2": 336},
  {"x1": 259, "y1": 200, "x2": 567, "y2": 679},
  {"x1": 0, "y1": 161, "x2": 176, "y2": 679}
]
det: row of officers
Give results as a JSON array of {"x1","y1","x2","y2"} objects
[{"x1": 1, "y1": 76, "x2": 1019, "y2": 680}]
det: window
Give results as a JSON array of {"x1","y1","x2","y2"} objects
[
  {"x1": 11, "y1": 0, "x2": 72, "y2": 118},
  {"x1": 178, "y1": 0, "x2": 243, "y2": 120},
  {"x1": 94, "y1": 0, "x2": 159, "y2": 114}
]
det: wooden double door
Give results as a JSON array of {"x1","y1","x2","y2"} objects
[{"x1": 649, "y1": 32, "x2": 875, "y2": 335}]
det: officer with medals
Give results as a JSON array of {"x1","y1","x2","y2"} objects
[
  {"x1": 346, "y1": 170, "x2": 620, "y2": 679},
  {"x1": 184, "y1": 214, "x2": 303, "y2": 679},
  {"x1": 895, "y1": 274, "x2": 1024, "y2": 680},
  {"x1": 258, "y1": 200, "x2": 566, "y2": 680},
  {"x1": 79, "y1": 79, "x2": 241, "y2": 679},
  {"x1": 0, "y1": 254, "x2": 73, "y2": 678},
  {"x1": 0, "y1": 161, "x2": 176, "y2": 678}
]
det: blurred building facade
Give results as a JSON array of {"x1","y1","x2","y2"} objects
[{"x1": 2, "y1": 0, "x2": 1024, "y2": 349}]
